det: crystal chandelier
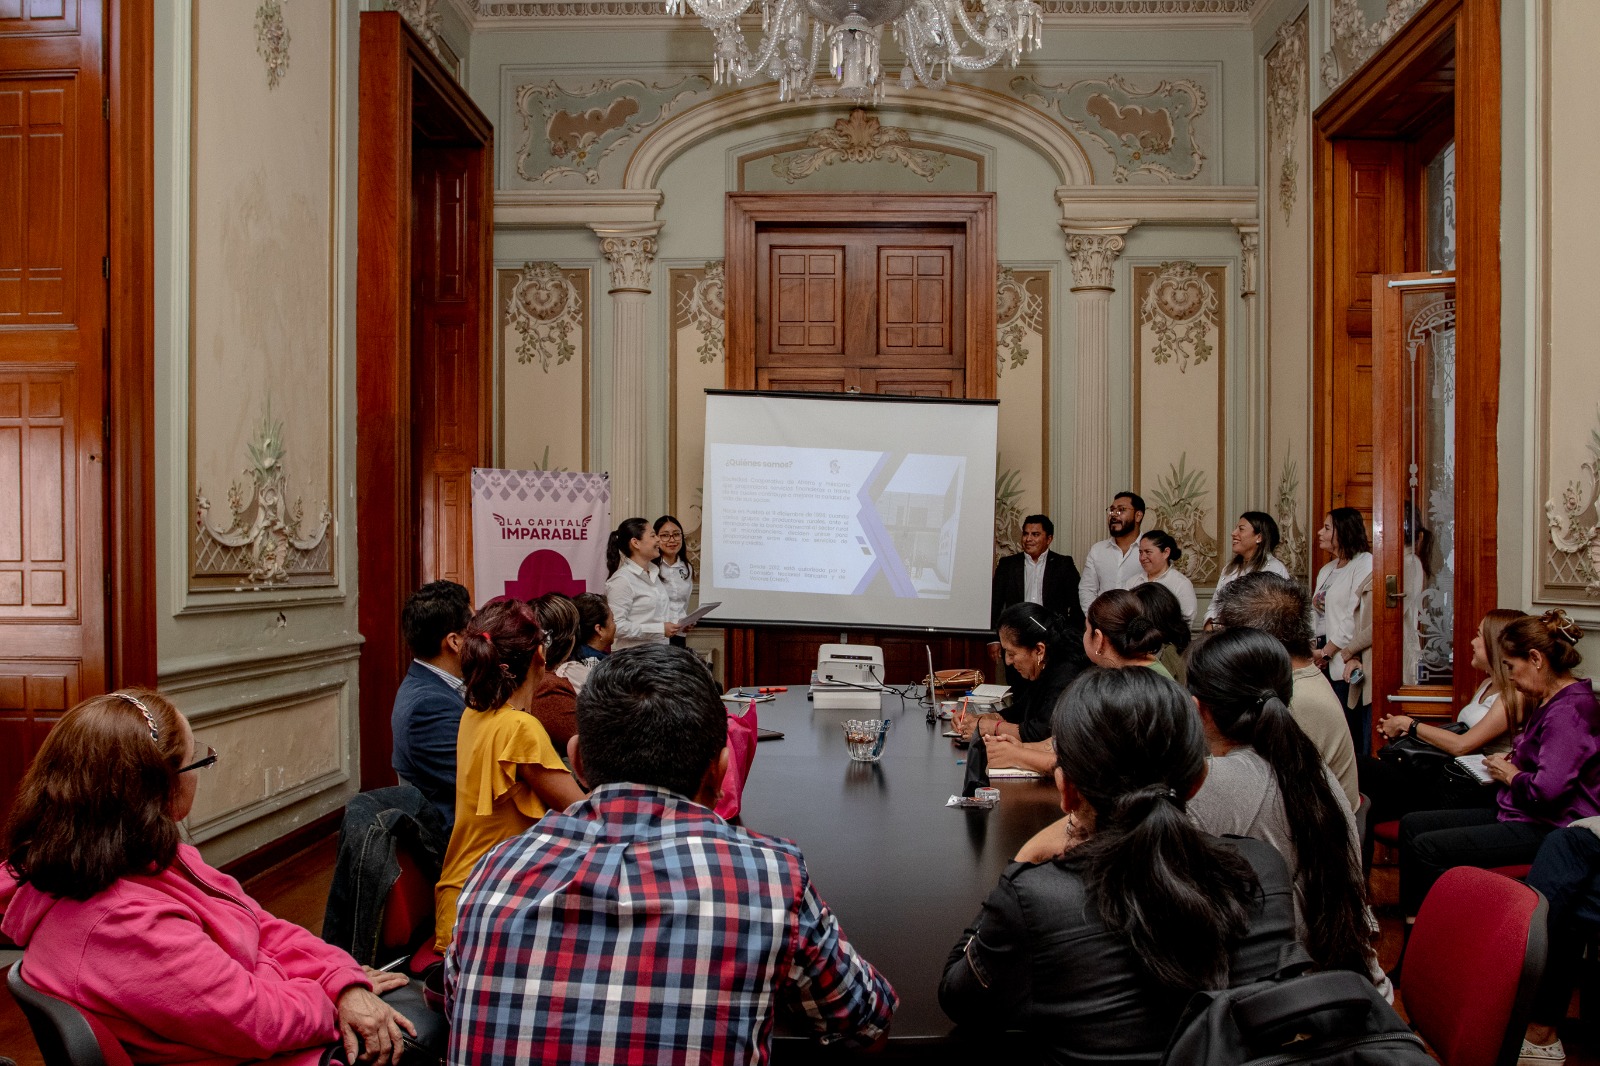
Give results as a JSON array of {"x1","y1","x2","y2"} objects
[{"x1": 665, "y1": 0, "x2": 1043, "y2": 104}]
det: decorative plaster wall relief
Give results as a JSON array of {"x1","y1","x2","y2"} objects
[
  {"x1": 1274, "y1": 450, "x2": 1309, "y2": 580},
  {"x1": 194, "y1": 402, "x2": 332, "y2": 586},
  {"x1": 498, "y1": 267, "x2": 590, "y2": 472},
  {"x1": 994, "y1": 467, "x2": 1026, "y2": 558},
  {"x1": 995, "y1": 266, "x2": 1044, "y2": 377},
  {"x1": 515, "y1": 76, "x2": 711, "y2": 186},
  {"x1": 770, "y1": 110, "x2": 950, "y2": 184},
  {"x1": 1266, "y1": 15, "x2": 1307, "y2": 222},
  {"x1": 1014, "y1": 74, "x2": 1206, "y2": 183},
  {"x1": 507, "y1": 262, "x2": 584, "y2": 372},
  {"x1": 471, "y1": 0, "x2": 1254, "y2": 16},
  {"x1": 1140, "y1": 260, "x2": 1217, "y2": 372},
  {"x1": 388, "y1": 0, "x2": 444, "y2": 56},
  {"x1": 1321, "y1": 0, "x2": 1428, "y2": 91},
  {"x1": 1150, "y1": 454, "x2": 1219, "y2": 582},
  {"x1": 676, "y1": 261, "x2": 726, "y2": 364},
  {"x1": 255, "y1": 0, "x2": 290, "y2": 90},
  {"x1": 1545, "y1": 408, "x2": 1600, "y2": 597}
]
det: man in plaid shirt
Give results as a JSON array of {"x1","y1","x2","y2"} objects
[{"x1": 445, "y1": 644, "x2": 897, "y2": 1065}]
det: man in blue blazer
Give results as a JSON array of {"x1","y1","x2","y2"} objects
[{"x1": 391, "y1": 580, "x2": 473, "y2": 830}]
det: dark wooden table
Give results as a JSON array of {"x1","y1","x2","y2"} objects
[{"x1": 735, "y1": 688, "x2": 1060, "y2": 1061}]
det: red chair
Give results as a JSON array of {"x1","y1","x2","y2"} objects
[
  {"x1": 378, "y1": 836, "x2": 441, "y2": 975},
  {"x1": 1402, "y1": 866, "x2": 1548, "y2": 1066},
  {"x1": 8, "y1": 963, "x2": 133, "y2": 1066}
]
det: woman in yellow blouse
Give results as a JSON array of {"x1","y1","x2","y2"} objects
[{"x1": 434, "y1": 599, "x2": 585, "y2": 950}]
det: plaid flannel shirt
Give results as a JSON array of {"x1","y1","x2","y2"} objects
[{"x1": 445, "y1": 783, "x2": 896, "y2": 1065}]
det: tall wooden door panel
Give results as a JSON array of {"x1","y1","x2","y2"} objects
[
  {"x1": 411, "y1": 146, "x2": 482, "y2": 592},
  {"x1": 1322, "y1": 140, "x2": 1405, "y2": 519},
  {"x1": 879, "y1": 247, "x2": 955, "y2": 357},
  {"x1": 0, "y1": 2, "x2": 107, "y2": 817}
]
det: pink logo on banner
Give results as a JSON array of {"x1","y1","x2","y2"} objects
[{"x1": 503, "y1": 550, "x2": 586, "y2": 600}]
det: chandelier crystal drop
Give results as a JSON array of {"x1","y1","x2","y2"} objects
[{"x1": 666, "y1": 0, "x2": 1043, "y2": 104}]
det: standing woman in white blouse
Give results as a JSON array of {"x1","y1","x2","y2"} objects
[
  {"x1": 1203, "y1": 512, "x2": 1290, "y2": 626},
  {"x1": 1123, "y1": 529, "x2": 1197, "y2": 626},
  {"x1": 604, "y1": 517, "x2": 680, "y2": 651},
  {"x1": 1311, "y1": 507, "x2": 1374, "y2": 755},
  {"x1": 653, "y1": 514, "x2": 695, "y2": 648}
]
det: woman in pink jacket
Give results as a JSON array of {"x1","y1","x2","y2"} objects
[{"x1": 1, "y1": 690, "x2": 414, "y2": 1066}]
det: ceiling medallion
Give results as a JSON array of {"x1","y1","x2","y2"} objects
[{"x1": 666, "y1": 0, "x2": 1042, "y2": 103}]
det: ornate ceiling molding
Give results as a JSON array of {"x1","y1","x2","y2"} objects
[
  {"x1": 625, "y1": 83, "x2": 1094, "y2": 188},
  {"x1": 1320, "y1": 0, "x2": 1427, "y2": 92}
]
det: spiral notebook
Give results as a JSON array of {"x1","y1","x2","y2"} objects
[{"x1": 1454, "y1": 754, "x2": 1493, "y2": 785}]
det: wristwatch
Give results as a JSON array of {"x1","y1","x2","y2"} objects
[{"x1": 1407, "y1": 719, "x2": 1420, "y2": 740}]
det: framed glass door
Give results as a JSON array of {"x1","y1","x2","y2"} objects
[{"x1": 1370, "y1": 273, "x2": 1456, "y2": 725}]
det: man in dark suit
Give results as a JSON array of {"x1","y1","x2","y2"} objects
[
  {"x1": 391, "y1": 579, "x2": 473, "y2": 830},
  {"x1": 991, "y1": 515, "x2": 1084, "y2": 690}
]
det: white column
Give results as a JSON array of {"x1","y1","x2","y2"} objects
[
  {"x1": 1062, "y1": 220, "x2": 1136, "y2": 557},
  {"x1": 591, "y1": 223, "x2": 661, "y2": 522},
  {"x1": 1234, "y1": 220, "x2": 1263, "y2": 503}
]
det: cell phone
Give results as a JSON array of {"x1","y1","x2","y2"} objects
[{"x1": 1348, "y1": 667, "x2": 1365, "y2": 685}]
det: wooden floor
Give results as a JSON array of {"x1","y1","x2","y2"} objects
[{"x1": 1, "y1": 836, "x2": 1596, "y2": 1064}]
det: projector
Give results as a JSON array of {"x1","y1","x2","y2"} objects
[{"x1": 811, "y1": 644, "x2": 885, "y2": 711}]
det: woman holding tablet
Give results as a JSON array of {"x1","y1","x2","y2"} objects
[{"x1": 604, "y1": 517, "x2": 680, "y2": 651}]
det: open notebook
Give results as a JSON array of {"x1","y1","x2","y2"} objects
[{"x1": 1454, "y1": 754, "x2": 1493, "y2": 785}]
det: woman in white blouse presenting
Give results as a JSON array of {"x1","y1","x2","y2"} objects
[
  {"x1": 1203, "y1": 512, "x2": 1290, "y2": 626},
  {"x1": 653, "y1": 514, "x2": 695, "y2": 648},
  {"x1": 1311, "y1": 507, "x2": 1374, "y2": 755},
  {"x1": 1123, "y1": 529, "x2": 1197, "y2": 626},
  {"x1": 604, "y1": 518, "x2": 680, "y2": 650}
]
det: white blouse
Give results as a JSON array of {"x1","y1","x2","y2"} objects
[
  {"x1": 1124, "y1": 566, "x2": 1198, "y2": 626},
  {"x1": 1203, "y1": 554, "x2": 1290, "y2": 623},
  {"x1": 657, "y1": 556, "x2": 694, "y2": 623},
  {"x1": 1314, "y1": 552, "x2": 1373, "y2": 675},
  {"x1": 605, "y1": 558, "x2": 672, "y2": 650}
]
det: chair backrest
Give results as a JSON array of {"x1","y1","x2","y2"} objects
[
  {"x1": 1403, "y1": 866, "x2": 1548, "y2": 1066},
  {"x1": 378, "y1": 836, "x2": 437, "y2": 965},
  {"x1": 8, "y1": 963, "x2": 133, "y2": 1066}
]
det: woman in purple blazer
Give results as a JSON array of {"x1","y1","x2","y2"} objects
[{"x1": 1398, "y1": 610, "x2": 1599, "y2": 920}]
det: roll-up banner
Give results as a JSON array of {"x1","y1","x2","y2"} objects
[{"x1": 470, "y1": 469, "x2": 610, "y2": 606}]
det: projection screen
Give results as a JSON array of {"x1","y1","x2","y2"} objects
[{"x1": 700, "y1": 390, "x2": 998, "y2": 632}]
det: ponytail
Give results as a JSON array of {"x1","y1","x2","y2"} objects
[
  {"x1": 1185, "y1": 629, "x2": 1372, "y2": 976},
  {"x1": 460, "y1": 600, "x2": 543, "y2": 711},
  {"x1": 606, "y1": 517, "x2": 649, "y2": 577},
  {"x1": 1054, "y1": 668, "x2": 1260, "y2": 990},
  {"x1": 1087, "y1": 589, "x2": 1166, "y2": 659}
]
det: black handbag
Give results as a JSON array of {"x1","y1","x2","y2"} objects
[{"x1": 1376, "y1": 722, "x2": 1495, "y2": 811}]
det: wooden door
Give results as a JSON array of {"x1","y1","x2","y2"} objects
[
  {"x1": 357, "y1": 13, "x2": 493, "y2": 790},
  {"x1": 0, "y1": 0, "x2": 108, "y2": 814},
  {"x1": 411, "y1": 145, "x2": 484, "y2": 589},
  {"x1": 1319, "y1": 139, "x2": 1406, "y2": 521},
  {"x1": 755, "y1": 226, "x2": 965, "y2": 396},
  {"x1": 1371, "y1": 273, "x2": 1456, "y2": 723}
]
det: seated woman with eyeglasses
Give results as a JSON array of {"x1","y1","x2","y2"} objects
[{"x1": 0, "y1": 690, "x2": 417, "y2": 1066}]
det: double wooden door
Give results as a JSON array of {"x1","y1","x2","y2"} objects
[
  {"x1": 0, "y1": 1, "x2": 109, "y2": 814},
  {"x1": 755, "y1": 225, "x2": 966, "y2": 397}
]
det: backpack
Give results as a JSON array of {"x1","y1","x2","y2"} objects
[{"x1": 1160, "y1": 947, "x2": 1433, "y2": 1066}]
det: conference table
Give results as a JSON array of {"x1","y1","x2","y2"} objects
[{"x1": 733, "y1": 687, "x2": 1061, "y2": 1062}]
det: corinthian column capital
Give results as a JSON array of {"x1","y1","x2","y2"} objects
[
  {"x1": 590, "y1": 223, "x2": 663, "y2": 293},
  {"x1": 1061, "y1": 220, "x2": 1137, "y2": 291}
]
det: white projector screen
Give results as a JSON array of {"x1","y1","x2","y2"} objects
[{"x1": 701, "y1": 390, "x2": 998, "y2": 632}]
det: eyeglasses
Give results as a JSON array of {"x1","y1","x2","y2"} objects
[
  {"x1": 658, "y1": 530, "x2": 683, "y2": 539},
  {"x1": 178, "y1": 746, "x2": 219, "y2": 774}
]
